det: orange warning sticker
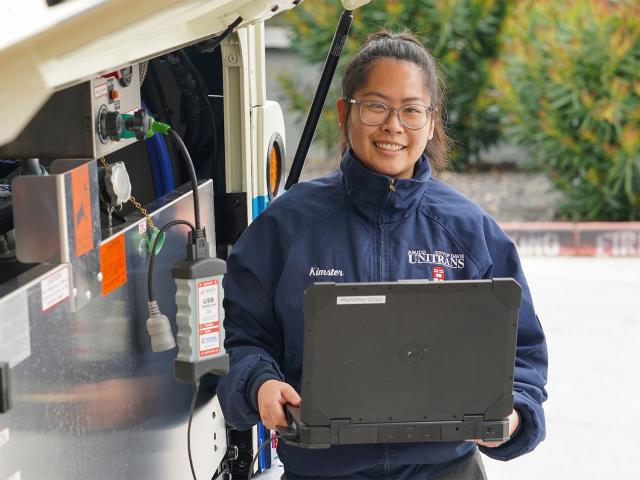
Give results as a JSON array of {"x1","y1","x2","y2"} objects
[
  {"x1": 100, "y1": 234, "x2": 127, "y2": 296},
  {"x1": 71, "y1": 164, "x2": 94, "y2": 257}
]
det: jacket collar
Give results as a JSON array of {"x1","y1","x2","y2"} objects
[{"x1": 339, "y1": 150, "x2": 431, "y2": 224}]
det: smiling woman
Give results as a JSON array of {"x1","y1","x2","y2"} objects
[
  {"x1": 216, "y1": 30, "x2": 548, "y2": 480},
  {"x1": 337, "y1": 59, "x2": 435, "y2": 179},
  {"x1": 337, "y1": 31, "x2": 450, "y2": 174}
]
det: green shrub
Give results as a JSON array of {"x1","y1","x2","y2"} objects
[
  {"x1": 279, "y1": 0, "x2": 511, "y2": 168},
  {"x1": 494, "y1": 0, "x2": 640, "y2": 220}
]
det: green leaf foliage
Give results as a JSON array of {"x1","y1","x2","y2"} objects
[
  {"x1": 494, "y1": 0, "x2": 640, "y2": 220},
  {"x1": 279, "y1": 0, "x2": 511, "y2": 168}
]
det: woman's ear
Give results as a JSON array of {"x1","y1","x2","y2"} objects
[
  {"x1": 427, "y1": 117, "x2": 435, "y2": 141},
  {"x1": 337, "y1": 98, "x2": 347, "y2": 129}
]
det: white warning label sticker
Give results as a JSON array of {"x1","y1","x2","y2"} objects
[
  {"x1": 0, "y1": 292, "x2": 30, "y2": 368},
  {"x1": 197, "y1": 279, "x2": 220, "y2": 357},
  {"x1": 93, "y1": 83, "x2": 107, "y2": 98},
  {"x1": 41, "y1": 265, "x2": 70, "y2": 312},
  {"x1": 0, "y1": 428, "x2": 9, "y2": 448},
  {"x1": 337, "y1": 295, "x2": 386, "y2": 305}
]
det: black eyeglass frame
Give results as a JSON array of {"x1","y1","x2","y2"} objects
[{"x1": 344, "y1": 97, "x2": 437, "y2": 130}]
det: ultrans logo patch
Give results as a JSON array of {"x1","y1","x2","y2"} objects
[{"x1": 407, "y1": 250, "x2": 465, "y2": 269}]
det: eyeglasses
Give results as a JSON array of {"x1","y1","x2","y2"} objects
[{"x1": 344, "y1": 98, "x2": 437, "y2": 130}]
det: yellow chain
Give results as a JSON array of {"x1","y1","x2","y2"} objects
[
  {"x1": 98, "y1": 157, "x2": 157, "y2": 231},
  {"x1": 130, "y1": 195, "x2": 157, "y2": 230}
]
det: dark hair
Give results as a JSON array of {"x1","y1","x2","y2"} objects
[{"x1": 340, "y1": 30, "x2": 450, "y2": 170}]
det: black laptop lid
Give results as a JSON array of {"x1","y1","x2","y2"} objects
[{"x1": 300, "y1": 279, "x2": 520, "y2": 427}]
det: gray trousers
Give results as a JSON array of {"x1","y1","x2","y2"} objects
[
  {"x1": 431, "y1": 449, "x2": 487, "y2": 480},
  {"x1": 281, "y1": 447, "x2": 487, "y2": 480}
]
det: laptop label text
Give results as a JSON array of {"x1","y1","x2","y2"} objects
[{"x1": 337, "y1": 295, "x2": 386, "y2": 305}]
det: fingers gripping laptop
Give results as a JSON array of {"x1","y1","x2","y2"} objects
[{"x1": 277, "y1": 278, "x2": 520, "y2": 449}]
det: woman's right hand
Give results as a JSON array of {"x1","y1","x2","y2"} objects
[{"x1": 257, "y1": 379, "x2": 301, "y2": 430}]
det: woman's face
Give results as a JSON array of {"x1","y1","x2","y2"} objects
[{"x1": 337, "y1": 59, "x2": 435, "y2": 179}]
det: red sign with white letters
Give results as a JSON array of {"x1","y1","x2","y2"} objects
[{"x1": 432, "y1": 266, "x2": 445, "y2": 281}]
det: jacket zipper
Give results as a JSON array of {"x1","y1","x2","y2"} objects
[{"x1": 376, "y1": 178, "x2": 397, "y2": 281}]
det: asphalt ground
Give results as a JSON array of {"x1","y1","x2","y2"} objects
[{"x1": 258, "y1": 256, "x2": 640, "y2": 480}]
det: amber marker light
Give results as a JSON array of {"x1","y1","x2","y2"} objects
[{"x1": 266, "y1": 133, "x2": 285, "y2": 200}]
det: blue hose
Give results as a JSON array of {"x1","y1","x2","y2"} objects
[
  {"x1": 142, "y1": 101, "x2": 175, "y2": 196},
  {"x1": 146, "y1": 133, "x2": 164, "y2": 197},
  {"x1": 154, "y1": 128, "x2": 175, "y2": 192}
]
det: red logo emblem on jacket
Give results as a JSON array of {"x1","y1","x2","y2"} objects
[{"x1": 432, "y1": 266, "x2": 445, "y2": 281}]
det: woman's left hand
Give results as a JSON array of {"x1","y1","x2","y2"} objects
[{"x1": 473, "y1": 409, "x2": 520, "y2": 448}]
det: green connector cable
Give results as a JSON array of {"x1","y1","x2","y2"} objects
[
  {"x1": 118, "y1": 110, "x2": 203, "y2": 255},
  {"x1": 119, "y1": 112, "x2": 173, "y2": 253},
  {"x1": 150, "y1": 119, "x2": 171, "y2": 136},
  {"x1": 121, "y1": 109, "x2": 203, "y2": 231},
  {"x1": 120, "y1": 113, "x2": 171, "y2": 139}
]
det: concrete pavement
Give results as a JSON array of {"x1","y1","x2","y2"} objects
[{"x1": 484, "y1": 257, "x2": 640, "y2": 480}]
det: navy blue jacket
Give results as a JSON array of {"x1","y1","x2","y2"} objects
[{"x1": 216, "y1": 151, "x2": 548, "y2": 477}]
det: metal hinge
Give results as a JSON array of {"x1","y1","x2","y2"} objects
[
  {"x1": 214, "y1": 192, "x2": 247, "y2": 245},
  {"x1": 0, "y1": 362, "x2": 10, "y2": 413}
]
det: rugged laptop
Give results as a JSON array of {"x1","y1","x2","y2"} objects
[{"x1": 278, "y1": 278, "x2": 520, "y2": 449}]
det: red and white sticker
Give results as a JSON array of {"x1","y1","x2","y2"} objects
[
  {"x1": 432, "y1": 266, "x2": 445, "y2": 282},
  {"x1": 93, "y1": 83, "x2": 107, "y2": 98},
  {"x1": 197, "y1": 279, "x2": 220, "y2": 357},
  {"x1": 41, "y1": 265, "x2": 71, "y2": 312}
]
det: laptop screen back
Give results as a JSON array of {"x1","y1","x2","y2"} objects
[{"x1": 300, "y1": 279, "x2": 520, "y2": 427}]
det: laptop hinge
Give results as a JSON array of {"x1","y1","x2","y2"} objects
[
  {"x1": 329, "y1": 418, "x2": 351, "y2": 444},
  {"x1": 463, "y1": 415, "x2": 485, "y2": 439}
]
